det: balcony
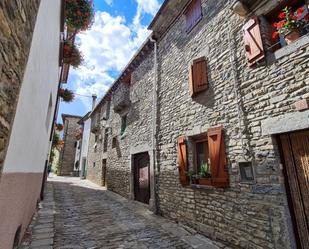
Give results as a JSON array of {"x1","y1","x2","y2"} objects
[
  {"x1": 91, "y1": 113, "x2": 101, "y2": 134},
  {"x1": 113, "y1": 83, "x2": 131, "y2": 113}
]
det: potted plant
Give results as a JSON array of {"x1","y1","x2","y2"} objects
[
  {"x1": 59, "y1": 88, "x2": 75, "y2": 103},
  {"x1": 187, "y1": 169, "x2": 194, "y2": 184},
  {"x1": 273, "y1": 6, "x2": 309, "y2": 45},
  {"x1": 198, "y1": 162, "x2": 212, "y2": 185},
  {"x1": 63, "y1": 40, "x2": 83, "y2": 68},
  {"x1": 55, "y1": 123, "x2": 64, "y2": 131},
  {"x1": 65, "y1": 0, "x2": 94, "y2": 31}
]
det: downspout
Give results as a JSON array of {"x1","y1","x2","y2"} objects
[{"x1": 149, "y1": 35, "x2": 158, "y2": 213}]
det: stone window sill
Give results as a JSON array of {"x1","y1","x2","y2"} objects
[
  {"x1": 190, "y1": 184, "x2": 214, "y2": 190},
  {"x1": 270, "y1": 35, "x2": 309, "y2": 61}
]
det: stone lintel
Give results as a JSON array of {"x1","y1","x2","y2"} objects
[{"x1": 261, "y1": 110, "x2": 309, "y2": 135}]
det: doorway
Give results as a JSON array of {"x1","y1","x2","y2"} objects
[
  {"x1": 279, "y1": 129, "x2": 309, "y2": 249},
  {"x1": 102, "y1": 159, "x2": 107, "y2": 186},
  {"x1": 134, "y1": 152, "x2": 150, "y2": 204}
]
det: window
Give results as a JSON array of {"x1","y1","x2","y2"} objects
[
  {"x1": 265, "y1": 1, "x2": 309, "y2": 51},
  {"x1": 103, "y1": 128, "x2": 109, "y2": 152},
  {"x1": 93, "y1": 162, "x2": 96, "y2": 167},
  {"x1": 243, "y1": 1, "x2": 309, "y2": 66},
  {"x1": 74, "y1": 141, "x2": 77, "y2": 148},
  {"x1": 45, "y1": 93, "x2": 53, "y2": 131},
  {"x1": 189, "y1": 57, "x2": 208, "y2": 96},
  {"x1": 184, "y1": 0, "x2": 202, "y2": 33},
  {"x1": 121, "y1": 115, "x2": 127, "y2": 136},
  {"x1": 177, "y1": 127, "x2": 229, "y2": 187}
]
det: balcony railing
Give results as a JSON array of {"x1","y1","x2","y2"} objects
[{"x1": 113, "y1": 83, "x2": 131, "y2": 113}]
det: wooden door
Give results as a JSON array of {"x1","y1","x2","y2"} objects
[
  {"x1": 102, "y1": 159, "x2": 107, "y2": 186},
  {"x1": 134, "y1": 153, "x2": 150, "y2": 204},
  {"x1": 279, "y1": 130, "x2": 309, "y2": 249}
]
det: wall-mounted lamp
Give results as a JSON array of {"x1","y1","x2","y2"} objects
[{"x1": 232, "y1": 1, "x2": 249, "y2": 17}]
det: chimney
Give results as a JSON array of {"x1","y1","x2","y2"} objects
[{"x1": 92, "y1": 95, "x2": 97, "y2": 110}]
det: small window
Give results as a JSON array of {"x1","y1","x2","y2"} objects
[
  {"x1": 95, "y1": 135, "x2": 99, "y2": 142},
  {"x1": 189, "y1": 57, "x2": 208, "y2": 96},
  {"x1": 184, "y1": 0, "x2": 202, "y2": 33},
  {"x1": 74, "y1": 141, "x2": 77, "y2": 148},
  {"x1": 121, "y1": 115, "x2": 127, "y2": 136},
  {"x1": 112, "y1": 136, "x2": 117, "y2": 148},
  {"x1": 93, "y1": 162, "x2": 96, "y2": 167},
  {"x1": 103, "y1": 128, "x2": 109, "y2": 152},
  {"x1": 266, "y1": 1, "x2": 309, "y2": 51},
  {"x1": 45, "y1": 93, "x2": 53, "y2": 131},
  {"x1": 191, "y1": 135, "x2": 211, "y2": 185}
]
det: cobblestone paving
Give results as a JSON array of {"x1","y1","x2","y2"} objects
[{"x1": 21, "y1": 176, "x2": 226, "y2": 249}]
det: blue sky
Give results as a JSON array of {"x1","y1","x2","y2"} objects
[{"x1": 57, "y1": 0, "x2": 163, "y2": 122}]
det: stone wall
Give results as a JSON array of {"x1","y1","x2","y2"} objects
[
  {"x1": 155, "y1": 0, "x2": 309, "y2": 248},
  {"x1": 59, "y1": 116, "x2": 81, "y2": 176},
  {"x1": 0, "y1": 0, "x2": 40, "y2": 179},
  {"x1": 87, "y1": 49, "x2": 155, "y2": 199}
]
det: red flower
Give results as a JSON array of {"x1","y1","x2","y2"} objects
[
  {"x1": 272, "y1": 31, "x2": 279, "y2": 40},
  {"x1": 291, "y1": 15, "x2": 298, "y2": 21},
  {"x1": 278, "y1": 12, "x2": 285, "y2": 19},
  {"x1": 77, "y1": 10, "x2": 82, "y2": 16},
  {"x1": 297, "y1": 7, "x2": 305, "y2": 16},
  {"x1": 277, "y1": 20, "x2": 285, "y2": 28},
  {"x1": 273, "y1": 22, "x2": 278, "y2": 28}
]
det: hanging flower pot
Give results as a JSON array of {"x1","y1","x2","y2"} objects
[
  {"x1": 65, "y1": 0, "x2": 94, "y2": 31},
  {"x1": 55, "y1": 123, "x2": 64, "y2": 131},
  {"x1": 63, "y1": 40, "x2": 83, "y2": 68},
  {"x1": 59, "y1": 88, "x2": 75, "y2": 103}
]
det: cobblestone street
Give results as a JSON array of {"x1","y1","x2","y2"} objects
[{"x1": 20, "y1": 176, "x2": 225, "y2": 249}]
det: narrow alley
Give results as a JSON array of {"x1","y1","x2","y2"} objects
[{"x1": 20, "y1": 176, "x2": 225, "y2": 249}]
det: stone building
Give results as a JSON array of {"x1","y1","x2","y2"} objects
[
  {"x1": 0, "y1": 0, "x2": 64, "y2": 247},
  {"x1": 84, "y1": 0, "x2": 309, "y2": 248},
  {"x1": 59, "y1": 114, "x2": 82, "y2": 176},
  {"x1": 149, "y1": 0, "x2": 309, "y2": 248},
  {"x1": 88, "y1": 39, "x2": 157, "y2": 206}
]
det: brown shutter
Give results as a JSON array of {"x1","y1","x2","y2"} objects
[
  {"x1": 243, "y1": 16, "x2": 265, "y2": 66},
  {"x1": 208, "y1": 127, "x2": 229, "y2": 188},
  {"x1": 185, "y1": 0, "x2": 202, "y2": 32},
  {"x1": 189, "y1": 57, "x2": 208, "y2": 96},
  {"x1": 177, "y1": 136, "x2": 189, "y2": 186}
]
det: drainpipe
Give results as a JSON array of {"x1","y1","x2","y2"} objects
[{"x1": 149, "y1": 35, "x2": 158, "y2": 213}]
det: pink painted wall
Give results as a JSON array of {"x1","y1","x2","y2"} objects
[{"x1": 0, "y1": 173, "x2": 43, "y2": 249}]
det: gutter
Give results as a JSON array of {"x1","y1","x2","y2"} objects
[{"x1": 149, "y1": 35, "x2": 158, "y2": 213}]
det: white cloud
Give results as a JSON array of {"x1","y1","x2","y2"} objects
[
  {"x1": 104, "y1": 0, "x2": 113, "y2": 6},
  {"x1": 71, "y1": 1, "x2": 161, "y2": 110}
]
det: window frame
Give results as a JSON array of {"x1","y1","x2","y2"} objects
[{"x1": 191, "y1": 134, "x2": 212, "y2": 186}]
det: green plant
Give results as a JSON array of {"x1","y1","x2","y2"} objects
[
  {"x1": 59, "y1": 88, "x2": 75, "y2": 103},
  {"x1": 273, "y1": 6, "x2": 309, "y2": 39},
  {"x1": 52, "y1": 133, "x2": 60, "y2": 147},
  {"x1": 63, "y1": 40, "x2": 83, "y2": 68},
  {"x1": 199, "y1": 162, "x2": 211, "y2": 178},
  {"x1": 65, "y1": 0, "x2": 94, "y2": 31},
  {"x1": 187, "y1": 169, "x2": 194, "y2": 179}
]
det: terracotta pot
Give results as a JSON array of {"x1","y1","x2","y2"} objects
[
  {"x1": 198, "y1": 178, "x2": 212, "y2": 185},
  {"x1": 284, "y1": 29, "x2": 300, "y2": 45}
]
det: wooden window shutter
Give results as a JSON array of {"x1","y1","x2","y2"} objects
[
  {"x1": 177, "y1": 136, "x2": 189, "y2": 186},
  {"x1": 185, "y1": 0, "x2": 202, "y2": 32},
  {"x1": 243, "y1": 16, "x2": 265, "y2": 66},
  {"x1": 189, "y1": 57, "x2": 208, "y2": 96},
  {"x1": 208, "y1": 127, "x2": 229, "y2": 188}
]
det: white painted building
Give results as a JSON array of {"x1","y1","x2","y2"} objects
[
  {"x1": 78, "y1": 113, "x2": 91, "y2": 178},
  {"x1": 0, "y1": 0, "x2": 63, "y2": 248}
]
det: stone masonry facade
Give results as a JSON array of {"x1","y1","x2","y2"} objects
[
  {"x1": 85, "y1": 0, "x2": 309, "y2": 248},
  {"x1": 88, "y1": 41, "x2": 155, "y2": 199},
  {"x1": 154, "y1": 0, "x2": 309, "y2": 249},
  {"x1": 0, "y1": 0, "x2": 40, "y2": 178},
  {"x1": 59, "y1": 115, "x2": 81, "y2": 176}
]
